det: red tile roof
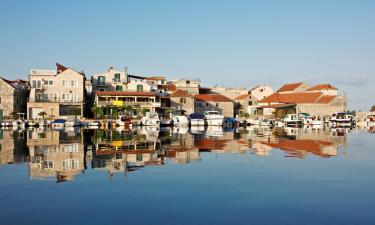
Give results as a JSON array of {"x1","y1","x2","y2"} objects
[
  {"x1": 157, "y1": 84, "x2": 177, "y2": 91},
  {"x1": 259, "y1": 92, "x2": 323, "y2": 104},
  {"x1": 277, "y1": 82, "x2": 306, "y2": 92},
  {"x1": 235, "y1": 94, "x2": 251, "y2": 100},
  {"x1": 307, "y1": 84, "x2": 338, "y2": 91},
  {"x1": 145, "y1": 76, "x2": 166, "y2": 81},
  {"x1": 169, "y1": 89, "x2": 192, "y2": 97},
  {"x1": 96, "y1": 91, "x2": 156, "y2": 96},
  {"x1": 194, "y1": 94, "x2": 232, "y2": 102},
  {"x1": 316, "y1": 95, "x2": 336, "y2": 104}
]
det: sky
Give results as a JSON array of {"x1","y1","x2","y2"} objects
[{"x1": 0, "y1": 0, "x2": 374, "y2": 110}]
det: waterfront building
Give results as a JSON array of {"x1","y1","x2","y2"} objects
[
  {"x1": 210, "y1": 87, "x2": 248, "y2": 100},
  {"x1": 92, "y1": 67, "x2": 128, "y2": 93},
  {"x1": 172, "y1": 78, "x2": 201, "y2": 95},
  {"x1": 0, "y1": 77, "x2": 29, "y2": 120},
  {"x1": 169, "y1": 89, "x2": 195, "y2": 115},
  {"x1": 257, "y1": 83, "x2": 346, "y2": 117},
  {"x1": 94, "y1": 91, "x2": 161, "y2": 118},
  {"x1": 194, "y1": 94, "x2": 234, "y2": 117},
  {"x1": 27, "y1": 63, "x2": 86, "y2": 119}
]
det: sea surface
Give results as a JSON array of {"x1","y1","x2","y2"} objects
[{"x1": 0, "y1": 126, "x2": 374, "y2": 225}]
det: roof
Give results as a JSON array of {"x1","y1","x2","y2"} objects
[
  {"x1": 307, "y1": 84, "x2": 338, "y2": 91},
  {"x1": 157, "y1": 84, "x2": 176, "y2": 91},
  {"x1": 194, "y1": 94, "x2": 232, "y2": 102},
  {"x1": 235, "y1": 94, "x2": 251, "y2": 100},
  {"x1": 315, "y1": 95, "x2": 336, "y2": 104},
  {"x1": 259, "y1": 92, "x2": 323, "y2": 104},
  {"x1": 145, "y1": 76, "x2": 166, "y2": 81},
  {"x1": 277, "y1": 82, "x2": 305, "y2": 92},
  {"x1": 96, "y1": 91, "x2": 156, "y2": 97},
  {"x1": 169, "y1": 89, "x2": 191, "y2": 97},
  {"x1": 257, "y1": 103, "x2": 296, "y2": 109},
  {"x1": 0, "y1": 77, "x2": 28, "y2": 89}
]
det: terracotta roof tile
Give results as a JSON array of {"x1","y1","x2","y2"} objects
[
  {"x1": 169, "y1": 89, "x2": 192, "y2": 97},
  {"x1": 96, "y1": 91, "x2": 156, "y2": 96},
  {"x1": 259, "y1": 92, "x2": 323, "y2": 104},
  {"x1": 235, "y1": 94, "x2": 251, "y2": 100},
  {"x1": 145, "y1": 76, "x2": 166, "y2": 81},
  {"x1": 307, "y1": 84, "x2": 338, "y2": 91},
  {"x1": 194, "y1": 94, "x2": 232, "y2": 102},
  {"x1": 157, "y1": 84, "x2": 176, "y2": 91},
  {"x1": 277, "y1": 82, "x2": 305, "y2": 92},
  {"x1": 316, "y1": 95, "x2": 336, "y2": 104}
]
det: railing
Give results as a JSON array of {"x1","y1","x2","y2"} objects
[
  {"x1": 97, "y1": 101, "x2": 161, "y2": 107},
  {"x1": 96, "y1": 81, "x2": 109, "y2": 86}
]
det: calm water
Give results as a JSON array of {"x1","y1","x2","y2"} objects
[{"x1": 0, "y1": 126, "x2": 374, "y2": 225}]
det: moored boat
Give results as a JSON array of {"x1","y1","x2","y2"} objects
[
  {"x1": 283, "y1": 114, "x2": 303, "y2": 127},
  {"x1": 141, "y1": 112, "x2": 160, "y2": 126},
  {"x1": 203, "y1": 111, "x2": 224, "y2": 126},
  {"x1": 189, "y1": 113, "x2": 205, "y2": 126},
  {"x1": 172, "y1": 115, "x2": 189, "y2": 126}
]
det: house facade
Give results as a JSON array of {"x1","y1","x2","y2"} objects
[
  {"x1": 172, "y1": 78, "x2": 201, "y2": 95},
  {"x1": 194, "y1": 94, "x2": 234, "y2": 117},
  {"x1": 0, "y1": 77, "x2": 29, "y2": 120},
  {"x1": 27, "y1": 63, "x2": 85, "y2": 119},
  {"x1": 169, "y1": 89, "x2": 194, "y2": 115},
  {"x1": 92, "y1": 67, "x2": 128, "y2": 92},
  {"x1": 257, "y1": 83, "x2": 347, "y2": 117}
]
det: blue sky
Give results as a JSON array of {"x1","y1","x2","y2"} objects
[{"x1": 0, "y1": 0, "x2": 374, "y2": 110}]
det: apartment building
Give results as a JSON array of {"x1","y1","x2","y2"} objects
[{"x1": 0, "y1": 77, "x2": 29, "y2": 120}]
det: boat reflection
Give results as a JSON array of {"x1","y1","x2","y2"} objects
[{"x1": 0, "y1": 125, "x2": 359, "y2": 183}]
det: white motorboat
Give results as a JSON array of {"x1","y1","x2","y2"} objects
[
  {"x1": 65, "y1": 119, "x2": 81, "y2": 127},
  {"x1": 189, "y1": 113, "x2": 205, "y2": 126},
  {"x1": 330, "y1": 112, "x2": 355, "y2": 127},
  {"x1": 141, "y1": 112, "x2": 160, "y2": 126},
  {"x1": 283, "y1": 114, "x2": 303, "y2": 126},
  {"x1": 52, "y1": 119, "x2": 66, "y2": 130},
  {"x1": 311, "y1": 116, "x2": 324, "y2": 126},
  {"x1": 172, "y1": 115, "x2": 189, "y2": 126},
  {"x1": 160, "y1": 117, "x2": 172, "y2": 126},
  {"x1": 203, "y1": 111, "x2": 224, "y2": 126},
  {"x1": 299, "y1": 113, "x2": 312, "y2": 125},
  {"x1": 88, "y1": 121, "x2": 101, "y2": 127}
]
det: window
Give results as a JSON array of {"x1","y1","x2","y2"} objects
[
  {"x1": 206, "y1": 103, "x2": 209, "y2": 107},
  {"x1": 216, "y1": 103, "x2": 219, "y2": 107},
  {"x1": 116, "y1": 85, "x2": 123, "y2": 91},
  {"x1": 42, "y1": 160, "x2": 54, "y2": 169},
  {"x1": 114, "y1": 73, "x2": 120, "y2": 81},
  {"x1": 98, "y1": 76, "x2": 106, "y2": 84},
  {"x1": 62, "y1": 93, "x2": 77, "y2": 102},
  {"x1": 136, "y1": 84, "x2": 143, "y2": 92},
  {"x1": 260, "y1": 89, "x2": 264, "y2": 92},
  {"x1": 186, "y1": 80, "x2": 190, "y2": 84},
  {"x1": 180, "y1": 98, "x2": 186, "y2": 104},
  {"x1": 32, "y1": 80, "x2": 42, "y2": 88},
  {"x1": 99, "y1": 88, "x2": 105, "y2": 91},
  {"x1": 249, "y1": 101, "x2": 253, "y2": 106}
]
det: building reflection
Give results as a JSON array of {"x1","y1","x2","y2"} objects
[{"x1": 0, "y1": 125, "x2": 357, "y2": 182}]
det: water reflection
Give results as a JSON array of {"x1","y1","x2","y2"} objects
[{"x1": 0, "y1": 125, "x2": 361, "y2": 182}]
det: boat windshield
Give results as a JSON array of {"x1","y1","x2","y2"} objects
[{"x1": 206, "y1": 111, "x2": 220, "y2": 115}]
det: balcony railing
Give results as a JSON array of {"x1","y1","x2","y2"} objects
[{"x1": 97, "y1": 101, "x2": 161, "y2": 108}]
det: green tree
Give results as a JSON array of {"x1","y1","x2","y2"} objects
[
  {"x1": 38, "y1": 111, "x2": 47, "y2": 119},
  {"x1": 371, "y1": 105, "x2": 375, "y2": 112}
]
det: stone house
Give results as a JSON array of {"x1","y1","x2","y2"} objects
[
  {"x1": 27, "y1": 63, "x2": 86, "y2": 119},
  {"x1": 169, "y1": 89, "x2": 194, "y2": 115},
  {"x1": 210, "y1": 87, "x2": 248, "y2": 100},
  {"x1": 172, "y1": 78, "x2": 201, "y2": 95},
  {"x1": 257, "y1": 84, "x2": 347, "y2": 117},
  {"x1": 92, "y1": 67, "x2": 128, "y2": 92},
  {"x1": 249, "y1": 84, "x2": 274, "y2": 101},
  {"x1": 194, "y1": 94, "x2": 234, "y2": 117},
  {"x1": 0, "y1": 77, "x2": 29, "y2": 120}
]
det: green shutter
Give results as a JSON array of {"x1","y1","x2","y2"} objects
[
  {"x1": 137, "y1": 85, "x2": 143, "y2": 92},
  {"x1": 116, "y1": 85, "x2": 123, "y2": 91},
  {"x1": 0, "y1": 110, "x2": 3, "y2": 120}
]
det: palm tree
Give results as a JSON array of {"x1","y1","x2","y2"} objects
[{"x1": 38, "y1": 111, "x2": 47, "y2": 119}]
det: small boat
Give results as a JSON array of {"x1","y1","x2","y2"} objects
[
  {"x1": 160, "y1": 116, "x2": 172, "y2": 126},
  {"x1": 65, "y1": 118, "x2": 81, "y2": 127},
  {"x1": 172, "y1": 115, "x2": 189, "y2": 126},
  {"x1": 189, "y1": 113, "x2": 205, "y2": 126},
  {"x1": 203, "y1": 111, "x2": 224, "y2": 126},
  {"x1": 259, "y1": 119, "x2": 274, "y2": 127},
  {"x1": 141, "y1": 112, "x2": 160, "y2": 126},
  {"x1": 283, "y1": 114, "x2": 303, "y2": 127},
  {"x1": 299, "y1": 113, "x2": 312, "y2": 125},
  {"x1": 88, "y1": 121, "x2": 101, "y2": 127},
  {"x1": 1, "y1": 120, "x2": 12, "y2": 127},
  {"x1": 52, "y1": 119, "x2": 66, "y2": 130},
  {"x1": 223, "y1": 117, "x2": 239, "y2": 127},
  {"x1": 366, "y1": 113, "x2": 375, "y2": 127},
  {"x1": 330, "y1": 112, "x2": 355, "y2": 127},
  {"x1": 311, "y1": 116, "x2": 324, "y2": 126}
]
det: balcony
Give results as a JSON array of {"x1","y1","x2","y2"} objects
[
  {"x1": 97, "y1": 101, "x2": 161, "y2": 108},
  {"x1": 95, "y1": 81, "x2": 109, "y2": 87}
]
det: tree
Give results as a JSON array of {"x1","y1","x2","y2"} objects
[
  {"x1": 38, "y1": 111, "x2": 47, "y2": 119},
  {"x1": 371, "y1": 105, "x2": 375, "y2": 112}
]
